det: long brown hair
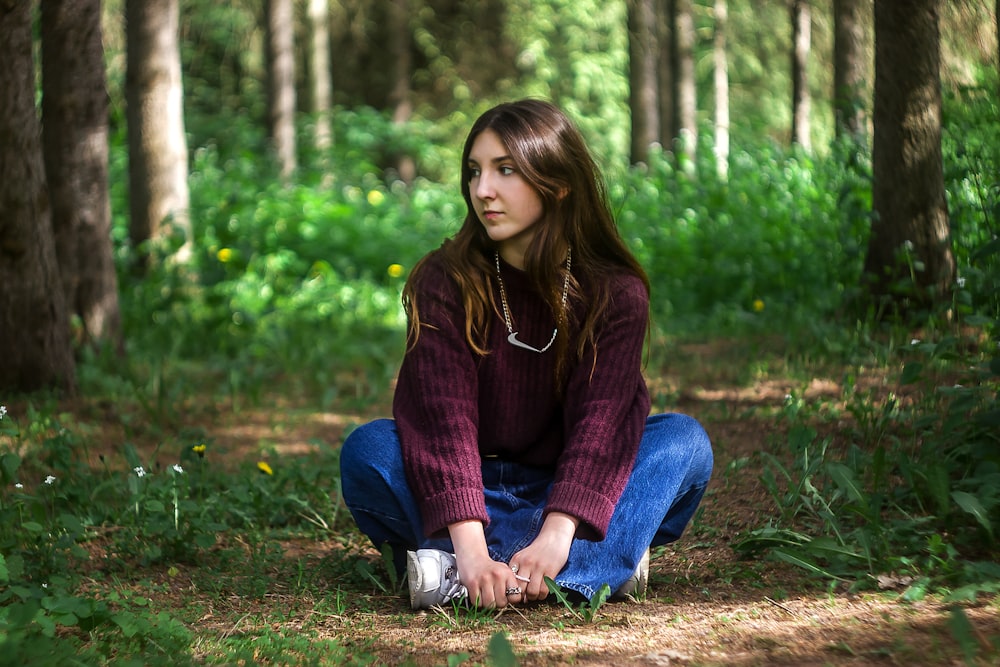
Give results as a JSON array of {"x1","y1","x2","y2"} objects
[{"x1": 403, "y1": 99, "x2": 649, "y2": 387}]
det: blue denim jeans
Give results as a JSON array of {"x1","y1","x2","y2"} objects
[{"x1": 339, "y1": 412, "x2": 713, "y2": 600}]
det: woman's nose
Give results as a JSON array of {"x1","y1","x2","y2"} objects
[{"x1": 475, "y1": 173, "x2": 494, "y2": 199}]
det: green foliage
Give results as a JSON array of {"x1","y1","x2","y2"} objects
[
  {"x1": 487, "y1": 631, "x2": 519, "y2": 667},
  {"x1": 943, "y1": 77, "x2": 1000, "y2": 322},
  {"x1": 618, "y1": 140, "x2": 870, "y2": 333},
  {"x1": 0, "y1": 403, "x2": 354, "y2": 664},
  {"x1": 543, "y1": 576, "x2": 611, "y2": 624},
  {"x1": 731, "y1": 71, "x2": 1000, "y2": 601},
  {"x1": 737, "y1": 330, "x2": 1000, "y2": 598}
]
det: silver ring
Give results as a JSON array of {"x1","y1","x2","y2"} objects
[
  {"x1": 505, "y1": 586, "x2": 522, "y2": 596},
  {"x1": 510, "y1": 563, "x2": 519, "y2": 574}
]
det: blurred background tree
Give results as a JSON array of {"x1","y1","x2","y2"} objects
[{"x1": 1, "y1": 0, "x2": 996, "y2": 394}]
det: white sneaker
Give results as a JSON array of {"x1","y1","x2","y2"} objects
[
  {"x1": 610, "y1": 548, "x2": 650, "y2": 601},
  {"x1": 406, "y1": 549, "x2": 468, "y2": 609}
]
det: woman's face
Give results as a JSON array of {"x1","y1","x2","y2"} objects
[{"x1": 467, "y1": 129, "x2": 544, "y2": 270}]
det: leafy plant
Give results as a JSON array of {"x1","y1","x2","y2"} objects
[{"x1": 543, "y1": 577, "x2": 611, "y2": 624}]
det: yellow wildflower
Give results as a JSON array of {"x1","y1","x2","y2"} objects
[
  {"x1": 257, "y1": 461, "x2": 274, "y2": 476},
  {"x1": 217, "y1": 248, "x2": 233, "y2": 263},
  {"x1": 387, "y1": 263, "x2": 404, "y2": 278},
  {"x1": 752, "y1": 299, "x2": 765, "y2": 313},
  {"x1": 192, "y1": 444, "x2": 207, "y2": 458},
  {"x1": 367, "y1": 190, "x2": 385, "y2": 206}
]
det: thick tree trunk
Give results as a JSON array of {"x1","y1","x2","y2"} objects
[
  {"x1": 713, "y1": 0, "x2": 729, "y2": 179},
  {"x1": 308, "y1": 0, "x2": 333, "y2": 153},
  {"x1": 0, "y1": 3, "x2": 76, "y2": 394},
  {"x1": 42, "y1": 0, "x2": 122, "y2": 350},
  {"x1": 674, "y1": 0, "x2": 697, "y2": 159},
  {"x1": 833, "y1": 0, "x2": 867, "y2": 140},
  {"x1": 864, "y1": 0, "x2": 954, "y2": 309},
  {"x1": 265, "y1": 0, "x2": 298, "y2": 180},
  {"x1": 791, "y1": 0, "x2": 812, "y2": 150},
  {"x1": 629, "y1": 0, "x2": 661, "y2": 164},
  {"x1": 388, "y1": 0, "x2": 415, "y2": 183},
  {"x1": 125, "y1": 0, "x2": 192, "y2": 266}
]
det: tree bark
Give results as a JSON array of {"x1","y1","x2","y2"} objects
[
  {"x1": 265, "y1": 0, "x2": 298, "y2": 180},
  {"x1": 713, "y1": 0, "x2": 729, "y2": 179},
  {"x1": 125, "y1": 0, "x2": 192, "y2": 267},
  {"x1": 629, "y1": 0, "x2": 661, "y2": 164},
  {"x1": 0, "y1": 2, "x2": 76, "y2": 393},
  {"x1": 307, "y1": 0, "x2": 333, "y2": 153},
  {"x1": 833, "y1": 0, "x2": 867, "y2": 140},
  {"x1": 791, "y1": 0, "x2": 812, "y2": 150},
  {"x1": 864, "y1": 0, "x2": 954, "y2": 309},
  {"x1": 388, "y1": 0, "x2": 415, "y2": 183},
  {"x1": 674, "y1": 0, "x2": 697, "y2": 159},
  {"x1": 41, "y1": 0, "x2": 122, "y2": 350}
]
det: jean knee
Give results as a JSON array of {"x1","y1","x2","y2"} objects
[
  {"x1": 341, "y1": 418, "x2": 394, "y2": 460},
  {"x1": 340, "y1": 419, "x2": 398, "y2": 494},
  {"x1": 646, "y1": 412, "x2": 713, "y2": 480},
  {"x1": 679, "y1": 414, "x2": 714, "y2": 482}
]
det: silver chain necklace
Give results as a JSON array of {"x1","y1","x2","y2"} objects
[{"x1": 494, "y1": 248, "x2": 572, "y2": 353}]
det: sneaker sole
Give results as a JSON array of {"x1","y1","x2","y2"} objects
[{"x1": 405, "y1": 550, "x2": 423, "y2": 610}]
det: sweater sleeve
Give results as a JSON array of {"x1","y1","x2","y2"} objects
[
  {"x1": 545, "y1": 274, "x2": 651, "y2": 540},
  {"x1": 392, "y1": 258, "x2": 489, "y2": 537}
]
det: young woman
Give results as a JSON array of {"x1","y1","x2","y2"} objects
[{"x1": 340, "y1": 99, "x2": 713, "y2": 609}]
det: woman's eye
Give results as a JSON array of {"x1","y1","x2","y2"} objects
[
  {"x1": 468, "y1": 166, "x2": 481, "y2": 177},
  {"x1": 499, "y1": 166, "x2": 515, "y2": 176}
]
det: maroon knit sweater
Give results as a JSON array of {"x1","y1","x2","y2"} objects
[{"x1": 392, "y1": 252, "x2": 650, "y2": 541}]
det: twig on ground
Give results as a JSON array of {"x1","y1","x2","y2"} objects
[{"x1": 764, "y1": 596, "x2": 796, "y2": 615}]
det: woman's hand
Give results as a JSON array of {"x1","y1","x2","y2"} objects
[
  {"x1": 449, "y1": 520, "x2": 524, "y2": 608},
  {"x1": 508, "y1": 512, "x2": 578, "y2": 601}
]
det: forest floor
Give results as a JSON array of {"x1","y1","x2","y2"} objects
[{"x1": 49, "y1": 340, "x2": 1000, "y2": 665}]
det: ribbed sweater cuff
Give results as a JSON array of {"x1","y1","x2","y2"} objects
[
  {"x1": 422, "y1": 488, "x2": 489, "y2": 538},
  {"x1": 546, "y1": 481, "x2": 616, "y2": 542}
]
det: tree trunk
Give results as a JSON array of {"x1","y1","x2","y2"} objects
[
  {"x1": 791, "y1": 0, "x2": 812, "y2": 150},
  {"x1": 388, "y1": 0, "x2": 415, "y2": 183},
  {"x1": 125, "y1": 0, "x2": 192, "y2": 267},
  {"x1": 0, "y1": 3, "x2": 76, "y2": 394},
  {"x1": 307, "y1": 0, "x2": 333, "y2": 153},
  {"x1": 674, "y1": 0, "x2": 697, "y2": 159},
  {"x1": 713, "y1": 0, "x2": 729, "y2": 179},
  {"x1": 41, "y1": 0, "x2": 122, "y2": 350},
  {"x1": 629, "y1": 0, "x2": 660, "y2": 164},
  {"x1": 265, "y1": 0, "x2": 298, "y2": 180},
  {"x1": 864, "y1": 0, "x2": 954, "y2": 310},
  {"x1": 657, "y1": 0, "x2": 675, "y2": 148},
  {"x1": 833, "y1": 0, "x2": 867, "y2": 140}
]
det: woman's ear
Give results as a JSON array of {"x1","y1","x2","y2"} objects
[{"x1": 557, "y1": 186, "x2": 570, "y2": 200}]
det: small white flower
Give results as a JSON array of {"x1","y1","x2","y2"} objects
[
  {"x1": 0, "y1": 405, "x2": 7, "y2": 419},
  {"x1": 41, "y1": 583, "x2": 48, "y2": 589},
  {"x1": 172, "y1": 464, "x2": 184, "y2": 474},
  {"x1": 910, "y1": 339, "x2": 920, "y2": 345},
  {"x1": 44, "y1": 475, "x2": 56, "y2": 485},
  {"x1": 133, "y1": 466, "x2": 146, "y2": 478},
  {"x1": 956, "y1": 276, "x2": 966, "y2": 288},
  {"x1": 903, "y1": 240, "x2": 914, "y2": 251},
  {"x1": 15, "y1": 482, "x2": 23, "y2": 489}
]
